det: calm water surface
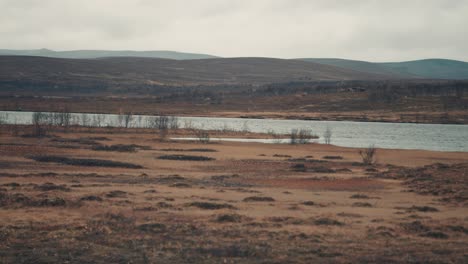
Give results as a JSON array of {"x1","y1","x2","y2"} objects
[{"x1": 1, "y1": 111, "x2": 467, "y2": 152}]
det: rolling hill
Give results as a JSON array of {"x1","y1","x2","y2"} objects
[
  {"x1": 0, "y1": 49, "x2": 218, "y2": 60},
  {"x1": 0, "y1": 56, "x2": 397, "y2": 92},
  {"x1": 301, "y1": 58, "x2": 468, "y2": 79}
]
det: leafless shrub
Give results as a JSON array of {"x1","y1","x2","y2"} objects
[
  {"x1": 92, "y1": 114, "x2": 106, "y2": 127},
  {"x1": 124, "y1": 112, "x2": 133, "y2": 128},
  {"x1": 80, "y1": 113, "x2": 90, "y2": 127},
  {"x1": 148, "y1": 115, "x2": 170, "y2": 130},
  {"x1": 168, "y1": 116, "x2": 179, "y2": 129},
  {"x1": 0, "y1": 112, "x2": 8, "y2": 124},
  {"x1": 290, "y1": 128, "x2": 314, "y2": 144},
  {"x1": 183, "y1": 119, "x2": 194, "y2": 130},
  {"x1": 32, "y1": 112, "x2": 49, "y2": 137},
  {"x1": 195, "y1": 129, "x2": 210, "y2": 143},
  {"x1": 241, "y1": 121, "x2": 250, "y2": 132},
  {"x1": 267, "y1": 129, "x2": 284, "y2": 143},
  {"x1": 324, "y1": 126, "x2": 332, "y2": 144},
  {"x1": 359, "y1": 145, "x2": 377, "y2": 165}
]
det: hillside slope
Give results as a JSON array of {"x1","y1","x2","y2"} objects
[
  {"x1": 0, "y1": 49, "x2": 218, "y2": 60},
  {"x1": 0, "y1": 56, "x2": 396, "y2": 91},
  {"x1": 381, "y1": 59, "x2": 468, "y2": 79},
  {"x1": 302, "y1": 58, "x2": 468, "y2": 79}
]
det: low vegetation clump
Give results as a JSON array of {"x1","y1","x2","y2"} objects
[
  {"x1": 359, "y1": 145, "x2": 377, "y2": 165},
  {"x1": 137, "y1": 223, "x2": 167, "y2": 233},
  {"x1": 158, "y1": 155, "x2": 215, "y2": 161},
  {"x1": 106, "y1": 190, "x2": 128, "y2": 198},
  {"x1": 309, "y1": 166, "x2": 336, "y2": 173},
  {"x1": 170, "y1": 183, "x2": 192, "y2": 188},
  {"x1": 34, "y1": 182, "x2": 70, "y2": 192},
  {"x1": 409, "y1": 206, "x2": 439, "y2": 212},
  {"x1": 159, "y1": 148, "x2": 217, "y2": 152},
  {"x1": 291, "y1": 163, "x2": 307, "y2": 172},
  {"x1": 80, "y1": 195, "x2": 103, "y2": 202},
  {"x1": 376, "y1": 163, "x2": 468, "y2": 204},
  {"x1": 322, "y1": 156, "x2": 343, "y2": 160},
  {"x1": 243, "y1": 196, "x2": 275, "y2": 202},
  {"x1": 421, "y1": 231, "x2": 449, "y2": 239},
  {"x1": 50, "y1": 137, "x2": 100, "y2": 145},
  {"x1": 350, "y1": 194, "x2": 370, "y2": 199},
  {"x1": 92, "y1": 144, "x2": 138, "y2": 152},
  {"x1": 289, "y1": 128, "x2": 316, "y2": 144},
  {"x1": 187, "y1": 202, "x2": 236, "y2": 210},
  {"x1": 28, "y1": 155, "x2": 143, "y2": 168},
  {"x1": 352, "y1": 202, "x2": 373, "y2": 207},
  {"x1": 215, "y1": 214, "x2": 244, "y2": 223},
  {"x1": 314, "y1": 218, "x2": 344, "y2": 226},
  {"x1": 273, "y1": 154, "x2": 292, "y2": 158}
]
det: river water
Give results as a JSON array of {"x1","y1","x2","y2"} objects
[{"x1": 1, "y1": 111, "x2": 467, "y2": 152}]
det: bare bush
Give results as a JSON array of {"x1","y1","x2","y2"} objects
[
  {"x1": 124, "y1": 112, "x2": 133, "y2": 128},
  {"x1": 241, "y1": 121, "x2": 250, "y2": 133},
  {"x1": 92, "y1": 114, "x2": 106, "y2": 127},
  {"x1": 290, "y1": 128, "x2": 314, "y2": 144},
  {"x1": 359, "y1": 145, "x2": 377, "y2": 165},
  {"x1": 168, "y1": 116, "x2": 179, "y2": 129},
  {"x1": 323, "y1": 126, "x2": 332, "y2": 144},
  {"x1": 0, "y1": 112, "x2": 8, "y2": 124},
  {"x1": 183, "y1": 119, "x2": 194, "y2": 130},
  {"x1": 195, "y1": 129, "x2": 210, "y2": 143},
  {"x1": 32, "y1": 112, "x2": 48, "y2": 137},
  {"x1": 80, "y1": 113, "x2": 90, "y2": 127},
  {"x1": 268, "y1": 129, "x2": 284, "y2": 144}
]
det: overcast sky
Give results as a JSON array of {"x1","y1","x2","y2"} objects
[{"x1": 1, "y1": 0, "x2": 467, "y2": 61}]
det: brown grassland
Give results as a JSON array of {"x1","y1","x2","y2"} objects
[{"x1": 0, "y1": 125, "x2": 467, "y2": 263}]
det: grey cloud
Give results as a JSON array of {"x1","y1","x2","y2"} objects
[{"x1": 0, "y1": 0, "x2": 466, "y2": 61}]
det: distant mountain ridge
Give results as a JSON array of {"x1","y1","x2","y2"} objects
[
  {"x1": 0, "y1": 56, "x2": 395, "y2": 92},
  {"x1": 0, "y1": 48, "x2": 218, "y2": 60},
  {"x1": 301, "y1": 58, "x2": 468, "y2": 79},
  {"x1": 1, "y1": 49, "x2": 467, "y2": 79}
]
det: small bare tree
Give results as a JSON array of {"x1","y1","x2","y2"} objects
[
  {"x1": 124, "y1": 112, "x2": 133, "y2": 128},
  {"x1": 323, "y1": 126, "x2": 332, "y2": 144},
  {"x1": 168, "y1": 116, "x2": 179, "y2": 129},
  {"x1": 32, "y1": 112, "x2": 47, "y2": 137},
  {"x1": 80, "y1": 113, "x2": 90, "y2": 127},
  {"x1": 195, "y1": 129, "x2": 210, "y2": 144},
  {"x1": 359, "y1": 145, "x2": 377, "y2": 165},
  {"x1": 290, "y1": 128, "x2": 314, "y2": 144}
]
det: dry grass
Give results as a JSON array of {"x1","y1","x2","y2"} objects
[{"x1": 0, "y1": 127, "x2": 467, "y2": 263}]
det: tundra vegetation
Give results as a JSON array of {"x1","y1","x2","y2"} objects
[{"x1": 0, "y1": 119, "x2": 466, "y2": 263}]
